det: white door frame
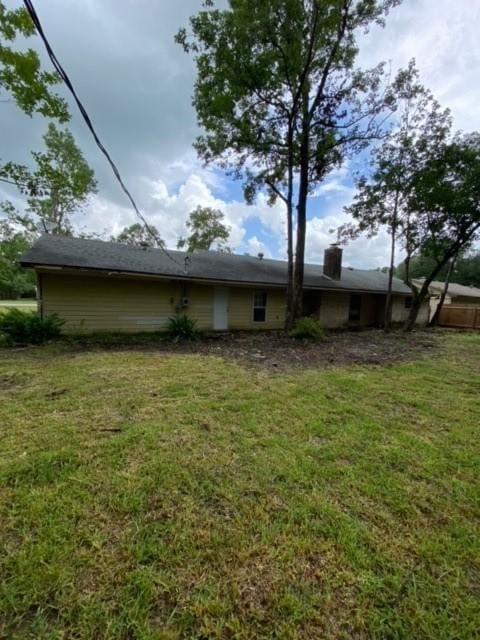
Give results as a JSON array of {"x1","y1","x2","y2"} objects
[{"x1": 213, "y1": 287, "x2": 229, "y2": 331}]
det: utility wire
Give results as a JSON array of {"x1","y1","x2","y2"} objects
[{"x1": 22, "y1": 0, "x2": 184, "y2": 270}]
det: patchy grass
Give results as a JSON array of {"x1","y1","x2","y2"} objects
[
  {"x1": 0, "y1": 332, "x2": 479, "y2": 639},
  {"x1": 0, "y1": 299, "x2": 37, "y2": 313}
]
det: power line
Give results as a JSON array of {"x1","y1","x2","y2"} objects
[{"x1": 22, "y1": 0, "x2": 184, "y2": 270}]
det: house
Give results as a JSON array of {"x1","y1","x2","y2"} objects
[
  {"x1": 412, "y1": 279, "x2": 480, "y2": 321},
  {"x1": 20, "y1": 235, "x2": 428, "y2": 333}
]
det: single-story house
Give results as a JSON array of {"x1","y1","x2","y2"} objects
[
  {"x1": 20, "y1": 235, "x2": 428, "y2": 333},
  {"x1": 412, "y1": 278, "x2": 480, "y2": 321}
]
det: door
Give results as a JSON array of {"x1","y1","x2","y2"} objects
[{"x1": 214, "y1": 287, "x2": 229, "y2": 330}]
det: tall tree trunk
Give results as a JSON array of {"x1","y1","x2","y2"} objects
[
  {"x1": 285, "y1": 126, "x2": 295, "y2": 331},
  {"x1": 429, "y1": 257, "x2": 455, "y2": 326},
  {"x1": 291, "y1": 94, "x2": 310, "y2": 322},
  {"x1": 384, "y1": 192, "x2": 399, "y2": 332},
  {"x1": 404, "y1": 252, "x2": 456, "y2": 331},
  {"x1": 285, "y1": 199, "x2": 294, "y2": 330}
]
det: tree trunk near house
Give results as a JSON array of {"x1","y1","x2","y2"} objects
[
  {"x1": 384, "y1": 194, "x2": 399, "y2": 332},
  {"x1": 429, "y1": 257, "x2": 455, "y2": 326},
  {"x1": 404, "y1": 251, "x2": 457, "y2": 330},
  {"x1": 290, "y1": 96, "x2": 310, "y2": 323}
]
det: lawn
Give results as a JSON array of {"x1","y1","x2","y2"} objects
[
  {"x1": 0, "y1": 332, "x2": 479, "y2": 639},
  {"x1": 0, "y1": 299, "x2": 37, "y2": 313}
]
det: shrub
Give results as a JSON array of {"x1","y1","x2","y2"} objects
[
  {"x1": 289, "y1": 316, "x2": 325, "y2": 341},
  {"x1": 0, "y1": 308, "x2": 64, "y2": 345},
  {"x1": 166, "y1": 315, "x2": 198, "y2": 342}
]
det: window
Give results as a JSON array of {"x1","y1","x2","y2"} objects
[
  {"x1": 405, "y1": 296, "x2": 413, "y2": 309},
  {"x1": 302, "y1": 291, "x2": 321, "y2": 317},
  {"x1": 253, "y1": 291, "x2": 267, "y2": 322},
  {"x1": 349, "y1": 294, "x2": 362, "y2": 323}
]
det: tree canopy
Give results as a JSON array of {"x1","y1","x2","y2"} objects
[
  {"x1": 177, "y1": 206, "x2": 230, "y2": 252},
  {"x1": 177, "y1": 0, "x2": 403, "y2": 326},
  {"x1": 0, "y1": 220, "x2": 35, "y2": 299},
  {"x1": 341, "y1": 61, "x2": 451, "y2": 328},
  {"x1": 1, "y1": 123, "x2": 97, "y2": 236},
  {"x1": 114, "y1": 223, "x2": 164, "y2": 248},
  {"x1": 0, "y1": 1, "x2": 68, "y2": 120}
]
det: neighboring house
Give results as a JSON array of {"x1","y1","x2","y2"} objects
[
  {"x1": 20, "y1": 235, "x2": 428, "y2": 333},
  {"x1": 413, "y1": 279, "x2": 480, "y2": 321}
]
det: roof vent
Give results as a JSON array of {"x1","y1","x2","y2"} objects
[
  {"x1": 139, "y1": 241, "x2": 150, "y2": 250},
  {"x1": 257, "y1": 252, "x2": 264, "y2": 260}
]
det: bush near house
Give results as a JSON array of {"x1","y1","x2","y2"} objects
[
  {"x1": 0, "y1": 308, "x2": 63, "y2": 345},
  {"x1": 289, "y1": 316, "x2": 325, "y2": 341},
  {"x1": 166, "y1": 314, "x2": 198, "y2": 342}
]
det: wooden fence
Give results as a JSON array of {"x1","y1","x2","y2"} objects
[{"x1": 438, "y1": 305, "x2": 480, "y2": 329}]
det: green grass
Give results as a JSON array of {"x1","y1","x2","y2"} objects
[
  {"x1": 0, "y1": 332, "x2": 479, "y2": 639},
  {"x1": 0, "y1": 299, "x2": 37, "y2": 313}
]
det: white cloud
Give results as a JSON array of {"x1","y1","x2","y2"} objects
[{"x1": 246, "y1": 236, "x2": 271, "y2": 258}]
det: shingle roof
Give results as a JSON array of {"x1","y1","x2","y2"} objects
[
  {"x1": 413, "y1": 279, "x2": 480, "y2": 300},
  {"x1": 20, "y1": 234, "x2": 412, "y2": 295}
]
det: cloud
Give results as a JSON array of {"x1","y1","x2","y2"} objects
[{"x1": 2, "y1": 0, "x2": 479, "y2": 270}]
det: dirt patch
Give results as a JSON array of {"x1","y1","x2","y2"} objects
[
  {"x1": 73, "y1": 328, "x2": 443, "y2": 372},
  {"x1": 160, "y1": 328, "x2": 443, "y2": 371}
]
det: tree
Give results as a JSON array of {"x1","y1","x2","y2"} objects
[
  {"x1": 177, "y1": 0, "x2": 402, "y2": 328},
  {"x1": 177, "y1": 205, "x2": 230, "y2": 252},
  {"x1": 395, "y1": 254, "x2": 449, "y2": 282},
  {"x1": 0, "y1": 1, "x2": 68, "y2": 120},
  {"x1": 396, "y1": 250, "x2": 480, "y2": 288},
  {"x1": 1, "y1": 123, "x2": 97, "y2": 235},
  {"x1": 0, "y1": 220, "x2": 36, "y2": 299},
  {"x1": 402, "y1": 132, "x2": 480, "y2": 329},
  {"x1": 453, "y1": 251, "x2": 480, "y2": 288},
  {"x1": 341, "y1": 61, "x2": 451, "y2": 329},
  {"x1": 114, "y1": 223, "x2": 164, "y2": 248}
]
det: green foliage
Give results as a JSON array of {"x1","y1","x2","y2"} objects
[
  {"x1": 1, "y1": 123, "x2": 97, "y2": 235},
  {"x1": 453, "y1": 251, "x2": 480, "y2": 288},
  {"x1": 177, "y1": 0, "x2": 402, "y2": 323},
  {"x1": 0, "y1": 221, "x2": 36, "y2": 299},
  {"x1": 395, "y1": 254, "x2": 449, "y2": 283},
  {"x1": 113, "y1": 223, "x2": 164, "y2": 248},
  {"x1": 0, "y1": 308, "x2": 63, "y2": 345},
  {"x1": 177, "y1": 206, "x2": 230, "y2": 252},
  {"x1": 166, "y1": 315, "x2": 198, "y2": 341},
  {"x1": 0, "y1": 1, "x2": 68, "y2": 120},
  {"x1": 289, "y1": 316, "x2": 325, "y2": 341}
]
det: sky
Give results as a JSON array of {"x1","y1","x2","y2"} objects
[{"x1": 1, "y1": 0, "x2": 480, "y2": 268}]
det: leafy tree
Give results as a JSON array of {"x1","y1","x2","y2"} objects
[
  {"x1": 0, "y1": 1, "x2": 68, "y2": 120},
  {"x1": 342, "y1": 61, "x2": 451, "y2": 329},
  {"x1": 0, "y1": 220, "x2": 36, "y2": 299},
  {"x1": 1, "y1": 123, "x2": 97, "y2": 235},
  {"x1": 403, "y1": 132, "x2": 480, "y2": 329},
  {"x1": 177, "y1": 205, "x2": 230, "y2": 252},
  {"x1": 114, "y1": 223, "x2": 164, "y2": 248},
  {"x1": 395, "y1": 254, "x2": 449, "y2": 282},
  {"x1": 453, "y1": 251, "x2": 480, "y2": 288},
  {"x1": 396, "y1": 250, "x2": 480, "y2": 288},
  {"x1": 177, "y1": 0, "x2": 402, "y2": 327}
]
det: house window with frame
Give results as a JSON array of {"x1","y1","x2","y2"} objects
[
  {"x1": 349, "y1": 293, "x2": 362, "y2": 323},
  {"x1": 253, "y1": 291, "x2": 267, "y2": 322}
]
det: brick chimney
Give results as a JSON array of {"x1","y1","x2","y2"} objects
[{"x1": 323, "y1": 244, "x2": 343, "y2": 280}]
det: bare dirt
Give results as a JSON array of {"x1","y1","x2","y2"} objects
[{"x1": 163, "y1": 328, "x2": 444, "y2": 371}]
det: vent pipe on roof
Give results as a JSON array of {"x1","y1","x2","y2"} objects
[
  {"x1": 257, "y1": 252, "x2": 264, "y2": 260},
  {"x1": 323, "y1": 244, "x2": 342, "y2": 280}
]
